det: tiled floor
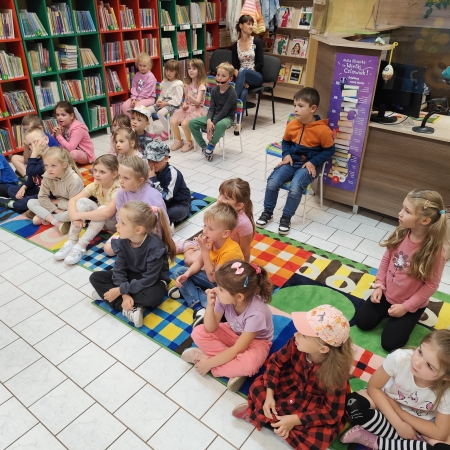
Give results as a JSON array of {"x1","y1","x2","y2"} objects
[{"x1": 1, "y1": 96, "x2": 450, "y2": 450}]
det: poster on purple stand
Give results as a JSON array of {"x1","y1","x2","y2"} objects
[{"x1": 324, "y1": 53, "x2": 379, "y2": 192}]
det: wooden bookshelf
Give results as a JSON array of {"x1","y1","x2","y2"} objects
[
  {"x1": 0, "y1": 0, "x2": 37, "y2": 156},
  {"x1": 14, "y1": 0, "x2": 109, "y2": 132}
]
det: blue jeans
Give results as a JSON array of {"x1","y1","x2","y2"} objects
[
  {"x1": 172, "y1": 266, "x2": 215, "y2": 309},
  {"x1": 263, "y1": 162, "x2": 316, "y2": 218},
  {"x1": 235, "y1": 68, "x2": 263, "y2": 109}
]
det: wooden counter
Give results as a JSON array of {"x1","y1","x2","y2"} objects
[{"x1": 354, "y1": 115, "x2": 450, "y2": 217}]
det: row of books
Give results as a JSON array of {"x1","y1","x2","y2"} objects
[
  {"x1": 219, "y1": 0, "x2": 226, "y2": 22},
  {"x1": 161, "y1": 38, "x2": 174, "y2": 56},
  {"x1": 55, "y1": 44, "x2": 78, "y2": 70},
  {"x1": 143, "y1": 35, "x2": 158, "y2": 57},
  {"x1": 106, "y1": 68, "x2": 123, "y2": 92},
  {"x1": 126, "y1": 66, "x2": 135, "y2": 90},
  {"x1": 277, "y1": 6, "x2": 313, "y2": 30},
  {"x1": 12, "y1": 125, "x2": 23, "y2": 149},
  {"x1": 192, "y1": 31, "x2": 199, "y2": 51},
  {"x1": 0, "y1": 51, "x2": 24, "y2": 80},
  {"x1": 160, "y1": 9, "x2": 172, "y2": 27},
  {"x1": 139, "y1": 9, "x2": 156, "y2": 28},
  {"x1": 47, "y1": 4, "x2": 74, "y2": 35},
  {"x1": 176, "y1": 6, "x2": 190, "y2": 25},
  {"x1": 35, "y1": 81, "x2": 60, "y2": 109},
  {"x1": 270, "y1": 35, "x2": 309, "y2": 58},
  {"x1": 80, "y1": 49, "x2": 99, "y2": 67},
  {"x1": 277, "y1": 63, "x2": 304, "y2": 84},
  {"x1": 89, "y1": 104, "x2": 108, "y2": 129},
  {"x1": 103, "y1": 42, "x2": 121, "y2": 63},
  {"x1": 179, "y1": 59, "x2": 189, "y2": 80},
  {"x1": 191, "y1": 3, "x2": 203, "y2": 24},
  {"x1": 4, "y1": 90, "x2": 35, "y2": 116},
  {"x1": 19, "y1": 10, "x2": 48, "y2": 37},
  {"x1": 177, "y1": 32, "x2": 188, "y2": 55},
  {"x1": 42, "y1": 117, "x2": 58, "y2": 135},
  {"x1": 74, "y1": 11, "x2": 96, "y2": 33},
  {"x1": 84, "y1": 75, "x2": 103, "y2": 98},
  {"x1": 219, "y1": 28, "x2": 231, "y2": 48},
  {"x1": 28, "y1": 44, "x2": 50, "y2": 74},
  {"x1": 206, "y1": 2, "x2": 216, "y2": 22},
  {"x1": 119, "y1": 5, "x2": 135, "y2": 29},
  {"x1": 0, "y1": 10, "x2": 14, "y2": 39},
  {"x1": 123, "y1": 40, "x2": 140, "y2": 61},
  {"x1": 206, "y1": 31, "x2": 213, "y2": 49},
  {"x1": 110, "y1": 102, "x2": 123, "y2": 120},
  {"x1": 61, "y1": 79, "x2": 83, "y2": 101},
  {"x1": 98, "y1": 1, "x2": 119, "y2": 30},
  {"x1": 0, "y1": 128, "x2": 13, "y2": 154}
]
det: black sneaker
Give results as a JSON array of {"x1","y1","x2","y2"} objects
[
  {"x1": 192, "y1": 307, "x2": 206, "y2": 327},
  {"x1": 256, "y1": 211, "x2": 273, "y2": 228},
  {"x1": 168, "y1": 285, "x2": 181, "y2": 299},
  {"x1": 278, "y1": 216, "x2": 291, "y2": 236},
  {"x1": 0, "y1": 197, "x2": 12, "y2": 208}
]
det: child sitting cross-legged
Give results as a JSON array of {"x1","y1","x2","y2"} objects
[
  {"x1": 90, "y1": 201, "x2": 176, "y2": 328},
  {"x1": 170, "y1": 203, "x2": 244, "y2": 326},
  {"x1": 181, "y1": 260, "x2": 273, "y2": 393},
  {"x1": 189, "y1": 62, "x2": 237, "y2": 162},
  {"x1": 256, "y1": 87, "x2": 335, "y2": 236},
  {"x1": 142, "y1": 140, "x2": 191, "y2": 225}
]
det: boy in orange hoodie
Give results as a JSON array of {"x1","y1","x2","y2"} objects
[{"x1": 256, "y1": 88, "x2": 335, "y2": 236}]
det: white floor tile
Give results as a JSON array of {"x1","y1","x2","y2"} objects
[
  {"x1": 328, "y1": 229, "x2": 363, "y2": 250},
  {"x1": 306, "y1": 236, "x2": 338, "y2": 253},
  {"x1": 175, "y1": 222, "x2": 203, "y2": 239},
  {"x1": 12, "y1": 309, "x2": 65, "y2": 345},
  {"x1": 34, "y1": 325, "x2": 89, "y2": 366},
  {"x1": 2, "y1": 260, "x2": 46, "y2": 285},
  {"x1": 0, "y1": 294, "x2": 43, "y2": 328},
  {"x1": 59, "y1": 297, "x2": 106, "y2": 331},
  {"x1": 58, "y1": 265, "x2": 92, "y2": 288},
  {"x1": 8, "y1": 424, "x2": 67, "y2": 450},
  {"x1": 305, "y1": 208, "x2": 336, "y2": 225},
  {"x1": 327, "y1": 203, "x2": 353, "y2": 219},
  {"x1": 354, "y1": 239, "x2": 386, "y2": 260},
  {"x1": 284, "y1": 228, "x2": 311, "y2": 243},
  {"x1": 37, "y1": 284, "x2": 86, "y2": 315},
  {"x1": 0, "y1": 398, "x2": 38, "y2": 449},
  {"x1": 82, "y1": 314, "x2": 131, "y2": 350},
  {"x1": 58, "y1": 342, "x2": 116, "y2": 388},
  {"x1": 201, "y1": 391, "x2": 254, "y2": 448},
  {"x1": 0, "y1": 339, "x2": 41, "y2": 383},
  {"x1": 350, "y1": 211, "x2": 382, "y2": 227},
  {"x1": 352, "y1": 223, "x2": 387, "y2": 242},
  {"x1": 5, "y1": 358, "x2": 66, "y2": 407},
  {"x1": 0, "y1": 280, "x2": 23, "y2": 307},
  {"x1": 363, "y1": 256, "x2": 381, "y2": 269},
  {"x1": 166, "y1": 369, "x2": 227, "y2": 419},
  {"x1": 0, "y1": 241, "x2": 11, "y2": 255},
  {"x1": 149, "y1": 409, "x2": 216, "y2": 450},
  {"x1": 301, "y1": 222, "x2": 337, "y2": 240},
  {"x1": 29, "y1": 379, "x2": 94, "y2": 434},
  {"x1": 58, "y1": 403, "x2": 126, "y2": 450},
  {"x1": 114, "y1": 384, "x2": 178, "y2": 441},
  {"x1": 0, "y1": 383, "x2": 12, "y2": 406},
  {"x1": 207, "y1": 437, "x2": 237, "y2": 450},
  {"x1": 85, "y1": 362, "x2": 146, "y2": 413},
  {"x1": 0, "y1": 249, "x2": 27, "y2": 272},
  {"x1": 334, "y1": 246, "x2": 367, "y2": 263},
  {"x1": 241, "y1": 427, "x2": 292, "y2": 450},
  {"x1": 0, "y1": 228, "x2": 16, "y2": 243},
  {"x1": 40, "y1": 258, "x2": 75, "y2": 276},
  {"x1": 5, "y1": 238, "x2": 37, "y2": 254},
  {"x1": 0, "y1": 320, "x2": 19, "y2": 350},
  {"x1": 438, "y1": 282, "x2": 450, "y2": 295},
  {"x1": 108, "y1": 430, "x2": 151, "y2": 450},
  {"x1": 18, "y1": 271, "x2": 65, "y2": 300},
  {"x1": 327, "y1": 216, "x2": 359, "y2": 233},
  {"x1": 135, "y1": 348, "x2": 192, "y2": 393},
  {"x1": 107, "y1": 332, "x2": 160, "y2": 370},
  {"x1": 77, "y1": 282, "x2": 96, "y2": 298}
]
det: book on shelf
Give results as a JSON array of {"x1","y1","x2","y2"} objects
[
  {"x1": 297, "y1": 6, "x2": 313, "y2": 29},
  {"x1": 89, "y1": 104, "x2": 108, "y2": 129},
  {"x1": 287, "y1": 38, "x2": 308, "y2": 58},
  {"x1": 73, "y1": 11, "x2": 96, "y2": 33},
  {"x1": 103, "y1": 42, "x2": 121, "y2": 63},
  {"x1": 0, "y1": 128, "x2": 13, "y2": 154},
  {"x1": 47, "y1": 3, "x2": 74, "y2": 35},
  {"x1": 176, "y1": 5, "x2": 190, "y2": 25},
  {"x1": 220, "y1": 0, "x2": 226, "y2": 22},
  {"x1": 35, "y1": 80, "x2": 59, "y2": 109},
  {"x1": 206, "y1": 2, "x2": 216, "y2": 22},
  {"x1": 12, "y1": 125, "x2": 23, "y2": 149},
  {"x1": 42, "y1": 116, "x2": 58, "y2": 134},
  {"x1": 110, "y1": 102, "x2": 123, "y2": 120},
  {"x1": 80, "y1": 48, "x2": 99, "y2": 67},
  {"x1": 206, "y1": 31, "x2": 213, "y2": 48},
  {"x1": 98, "y1": 1, "x2": 119, "y2": 30},
  {"x1": 192, "y1": 30, "x2": 198, "y2": 51},
  {"x1": 160, "y1": 9, "x2": 172, "y2": 26},
  {"x1": 28, "y1": 43, "x2": 50, "y2": 74},
  {"x1": 139, "y1": 8, "x2": 155, "y2": 28},
  {"x1": 262, "y1": 35, "x2": 274, "y2": 53},
  {"x1": 106, "y1": 68, "x2": 124, "y2": 92},
  {"x1": 219, "y1": 28, "x2": 231, "y2": 48},
  {"x1": 3, "y1": 90, "x2": 34, "y2": 116},
  {"x1": 179, "y1": 59, "x2": 188, "y2": 79},
  {"x1": 19, "y1": 10, "x2": 48, "y2": 37},
  {"x1": 142, "y1": 34, "x2": 158, "y2": 57},
  {"x1": 61, "y1": 79, "x2": 84, "y2": 101},
  {"x1": 288, "y1": 65, "x2": 303, "y2": 84},
  {"x1": 84, "y1": 74, "x2": 103, "y2": 98},
  {"x1": 0, "y1": 10, "x2": 14, "y2": 39},
  {"x1": 126, "y1": 65, "x2": 135, "y2": 90},
  {"x1": 278, "y1": 63, "x2": 290, "y2": 83},
  {"x1": 55, "y1": 44, "x2": 78, "y2": 70},
  {"x1": 0, "y1": 51, "x2": 24, "y2": 79},
  {"x1": 161, "y1": 37, "x2": 174, "y2": 56},
  {"x1": 278, "y1": 6, "x2": 295, "y2": 28},
  {"x1": 190, "y1": 3, "x2": 203, "y2": 24},
  {"x1": 273, "y1": 34, "x2": 289, "y2": 56},
  {"x1": 177, "y1": 31, "x2": 188, "y2": 54},
  {"x1": 119, "y1": 5, "x2": 135, "y2": 29},
  {"x1": 123, "y1": 40, "x2": 140, "y2": 61},
  {"x1": 74, "y1": 107, "x2": 85, "y2": 125}
]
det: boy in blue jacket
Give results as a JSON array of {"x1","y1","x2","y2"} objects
[
  {"x1": 0, "y1": 127, "x2": 51, "y2": 213},
  {"x1": 256, "y1": 88, "x2": 335, "y2": 236},
  {"x1": 143, "y1": 140, "x2": 191, "y2": 225}
]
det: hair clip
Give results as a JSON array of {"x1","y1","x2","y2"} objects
[
  {"x1": 423, "y1": 200, "x2": 430, "y2": 209},
  {"x1": 243, "y1": 276, "x2": 249, "y2": 287},
  {"x1": 231, "y1": 261, "x2": 244, "y2": 274},
  {"x1": 440, "y1": 210, "x2": 446, "y2": 215},
  {"x1": 250, "y1": 263, "x2": 261, "y2": 274},
  {"x1": 151, "y1": 206, "x2": 158, "y2": 214}
]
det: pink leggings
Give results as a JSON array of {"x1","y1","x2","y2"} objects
[
  {"x1": 122, "y1": 98, "x2": 156, "y2": 118},
  {"x1": 69, "y1": 149, "x2": 90, "y2": 165},
  {"x1": 192, "y1": 323, "x2": 272, "y2": 378}
]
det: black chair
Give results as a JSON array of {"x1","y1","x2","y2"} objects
[
  {"x1": 208, "y1": 49, "x2": 232, "y2": 75},
  {"x1": 246, "y1": 55, "x2": 281, "y2": 130}
]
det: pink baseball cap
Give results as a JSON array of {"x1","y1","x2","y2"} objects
[{"x1": 291, "y1": 304, "x2": 350, "y2": 347}]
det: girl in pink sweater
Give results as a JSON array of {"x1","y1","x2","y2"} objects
[
  {"x1": 354, "y1": 189, "x2": 447, "y2": 352},
  {"x1": 122, "y1": 52, "x2": 157, "y2": 118},
  {"x1": 53, "y1": 101, "x2": 95, "y2": 164}
]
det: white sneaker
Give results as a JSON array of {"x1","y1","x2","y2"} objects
[
  {"x1": 192, "y1": 307, "x2": 206, "y2": 328},
  {"x1": 64, "y1": 247, "x2": 86, "y2": 265},
  {"x1": 54, "y1": 241, "x2": 75, "y2": 261},
  {"x1": 227, "y1": 376, "x2": 247, "y2": 392},
  {"x1": 92, "y1": 290, "x2": 101, "y2": 300},
  {"x1": 123, "y1": 307, "x2": 144, "y2": 328}
]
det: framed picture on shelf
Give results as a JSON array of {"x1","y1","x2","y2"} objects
[
  {"x1": 287, "y1": 38, "x2": 309, "y2": 58},
  {"x1": 273, "y1": 34, "x2": 289, "y2": 56},
  {"x1": 297, "y1": 7, "x2": 313, "y2": 29},
  {"x1": 288, "y1": 65, "x2": 303, "y2": 84},
  {"x1": 278, "y1": 7, "x2": 295, "y2": 28},
  {"x1": 278, "y1": 62, "x2": 291, "y2": 83}
]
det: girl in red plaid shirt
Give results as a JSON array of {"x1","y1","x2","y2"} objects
[{"x1": 232, "y1": 304, "x2": 354, "y2": 450}]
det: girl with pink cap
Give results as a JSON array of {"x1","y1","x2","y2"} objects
[{"x1": 232, "y1": 304, "x2": 354, "y2": 450}]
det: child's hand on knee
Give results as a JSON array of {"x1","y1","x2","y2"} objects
[
  {"x1": 176, "y1": 273, "x2": 189, "y2": 288},
  {"x1": 263, "y1": 392, "x2": 277, "y2": 419},
  {"x1": 371, "y1": 287, "x2": 383, "y2": 303},
  {"x1": 73, "y1": 220, "x2": 85, "y2": 229},
  {"x1": 272, "y1": 415, "x2": 297, "y2": 439},
  {"x1": 121, "y1": 294, "x2": 134, "y2": 311},
  {"x1": 194, "y1": 358, "x2": 212, "y2": 376},
  {"x1": 302, "y1": 161, "x2": 316, "y2": 176},
  {"x1": 104, "y1": 287, "x2": 121, "y2": 302}
]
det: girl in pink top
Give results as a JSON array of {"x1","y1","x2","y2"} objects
[
  {"x1": 122, "y1": 53, "x2": 157, "y2": 118},
  {"x1": 53, "y1": 101, "x2": 95, "y2": 164},
  {"x1": 181, "y1": 260, "x2": 273, "y2": 392},
  {"x1": 355, "y1": 189, "x2": 447, "y2": 352}
]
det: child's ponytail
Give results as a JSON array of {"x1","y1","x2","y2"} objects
[
  {"x1": 155, "y1": 206, "x2": 176, "y2": 262},
  {"x1": 214, "y1": 260, "x2": 273, "y2": 303}
]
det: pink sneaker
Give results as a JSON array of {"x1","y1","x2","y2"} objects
[
  {"x1": 158, "y1": 131, "x2": 169, "y2": 141},
  {"x1": 180, "y1": 141, "x2": 194, "y2": 153},
  {"x1": 171, "y1": 140, "x2": 184, "y2": 151},
  {"x1": 181, "y1": 347, "x2": 207, "y2": 364},
  {"x1": 232, "y1": 403, "x2": 251, "y2": 422},
  {"x1": 340, "y1": 425, "x2": 378, "y2": 449}
]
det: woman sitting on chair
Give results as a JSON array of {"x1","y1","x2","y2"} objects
[{"x1": 231, "y1": 14, "x2": 264, "y2": 135}]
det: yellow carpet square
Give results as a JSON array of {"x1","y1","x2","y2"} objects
[
  {"x1": 159, "y1": 322, "x2": 183, "y2": 340},
  {"x1": 158, "y1": 299, "x2": 182, "y2": 314},
  {"x1": 143, "y1": 313, "x2": 164, "y2": 329},
  {"x1": 177, "y1": 308, "x2": 195, "y2": 325}
]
